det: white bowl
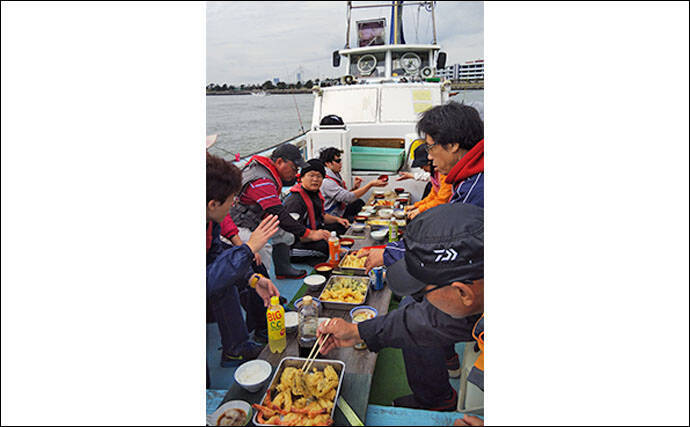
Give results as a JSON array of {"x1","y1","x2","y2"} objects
[
  {"x1": 377, "y1": 209, "x2": 394, "y2": 219},
  {"x1": 233, "y1": 360, "x2": 272, "y2": 393},
  {"x1": 351, "y1": 223, "x2": 365, "y2": 232},
  {"x1": 362, "y1": 206, "x2": 376, "y2": 214},
  {"x1": 285, "y1": 311, "x2": 299, "y2": 333},
  {"x1": 304, "y1": 274, "x2": 326, "y2": 289},
  {"x1": 370, "y1": 229, "x2": 388, "y2": 241},
  {"x1": 373, "y1": 189, "x2": 385, "y2": 196},
  {"x1": 393, "y1": 210, "x2": 405, "y2": 219},
  {"x1": 207, "y1": 400, "x2": 253, "y2": 426},
  {"x1": 357, "y1": 210, "x2": 372, "y2": 218}
]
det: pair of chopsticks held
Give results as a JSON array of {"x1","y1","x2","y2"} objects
[{"x1": 301, "y1": 319, "x2": 331, "y2": 373}]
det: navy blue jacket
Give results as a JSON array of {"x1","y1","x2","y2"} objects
[{"x1": 206, "y1": 221, "x2": 254, "y2": 299}]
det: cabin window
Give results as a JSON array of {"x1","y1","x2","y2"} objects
[
  {"x1": 380, "y1": 87, "x2": 441, "y2": 122},
  {"x1": 321, "y1": 88, "x2": 378, "y2": 124}
]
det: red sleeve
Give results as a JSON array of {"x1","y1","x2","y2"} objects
[
  {"x1": 240, "y1": 178, "x2": 282, "y2": 210},
  {"x1": 220, "y1": 214, "x2": 239, "y2": 238}
]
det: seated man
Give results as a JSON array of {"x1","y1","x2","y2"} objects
[
  {"x1": 284, "y1": 159, "x2": 351, "y2": 260},
  {"x1": 318, "y1": 147, "x2": 387, "y2": 222},
  {"x1": 206, "y1": 153, "x2": 281, "y2": 367},
  {"x1": 318, "y1": 203, "x2": 484, "y2": 411}
]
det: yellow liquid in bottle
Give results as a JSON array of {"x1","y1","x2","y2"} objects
[{"x1": 267, "y1": 301, "x2": 286, "y2": 353}]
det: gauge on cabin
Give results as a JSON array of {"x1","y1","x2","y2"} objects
[
  {"x1": 400, "y1": 52, "x2": 422, "y2": 74},
  {"x1": 357, "y1": 54, "x2": 377, "y2": 75}
]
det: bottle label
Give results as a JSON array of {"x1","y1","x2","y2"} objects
[{"x1": 267, "y1": 308, "x2": 285, "y2": 338}]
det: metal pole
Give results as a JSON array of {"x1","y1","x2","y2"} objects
[
  {"x1": 346, "y1": 1, "x2": 352, "y2": 48},
  {"x1": 431, "y1": 1, "x2": 437, "y2": 44}
]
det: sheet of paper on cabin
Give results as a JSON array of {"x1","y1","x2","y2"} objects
[
  {"x1": 413, "y1": 103, "x2": 433, "y2": 113},
  {"x1": 412, "y1": 89, "x2": 432, "y2": 101}
]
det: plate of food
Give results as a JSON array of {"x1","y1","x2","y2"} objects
[
  {"x1": 252, "y1": 357, "x2": 345, "y2": 426},
  {"x1": 318, "y1": 275, "x2": 370, "y2": 309},
  {"x1": 336, "y1": 252, "x2": 367, "y2": 275},
  {"x1": 208, "y1": 400, "x2": 253, "y2": 426}
]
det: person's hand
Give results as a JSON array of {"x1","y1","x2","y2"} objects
[
  {"x1": 253, "y1": 252, "x2": 262, "y2": 266},
  {"x1": 403, "y1": 205, "x2": 415, "y2": 212},
  {"x1": 356, "y1": 247, "x2": 384, "y2": 274},
  {"x1": 337, "y1": 217, "x2": 350, "y2": 228},
  {"x1": 353, "y1": 177, "x2": 363, "y2": 189},
  {"x1": 453, "y1": 415, "x2": 484, "y2": 426},
  {"x1": 246, "y1": 215, "x2": 280, "y2": 253},
  {"x1": 407, "y1": 209, "x2": 420, "y2": 220},
  {"x1": 396, "y1": 172, "x2": 414, "y2": 181},
  {"x1": 368, "y1": 178, "x2": 388, "y2": 188},
  {"x1": 306, "y1": 229, "x2": 331, "y2": 242},
  {"x1": 255, "y1": 276, "x2": 280, "y2": 307},
  {"x1": 316, "y1": 317, "x2": 362, "y2": 354}
]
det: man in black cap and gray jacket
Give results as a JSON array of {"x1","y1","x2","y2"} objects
[{"x1": 317, "y1": 203, "x2": 484, "y2": 411}]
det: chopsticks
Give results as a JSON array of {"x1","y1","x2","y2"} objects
[{"x1": 301, "y1": 319, "x2": 331, "y2": 373}]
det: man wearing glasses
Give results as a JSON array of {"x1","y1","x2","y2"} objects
[
  {"x1": 317, "y1": 203, "x2": 484, "y2": 412},
  {"x1": 319, "y1": 147, "x2": 388, "y2": 222},
  {"x1": 229, "y1": 144, "x2": 331, "y2": 279}
]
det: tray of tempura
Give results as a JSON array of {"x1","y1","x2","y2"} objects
[
  {"x1": 252, "y1": 357, "x2": 345, "y2": 426},
  {"x1": 318, "y1": 274, "x2": 370, "y2": 310},
  {"x1": 335, "y1": 251, "x2": 368, "y2": 276}
]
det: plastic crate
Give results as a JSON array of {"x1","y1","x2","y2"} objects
[{"x1": 351, "y1": 146, "x2": 405, "y2": 171}]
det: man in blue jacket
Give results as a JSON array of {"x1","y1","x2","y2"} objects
[{"x1": 206, "y1": 153, "x2": 281, "y2": 367}]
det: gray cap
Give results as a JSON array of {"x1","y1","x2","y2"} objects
[{"x1": 272, "y1": 144, "x2": 308, "y2": 168}]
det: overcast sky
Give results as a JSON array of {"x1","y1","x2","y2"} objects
[{"x1": 207, "y1": 1, "x2": 483, "y2": 85}]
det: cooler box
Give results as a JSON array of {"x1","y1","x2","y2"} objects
[{"x1": 351, "y1": 146, "x2": 405, "y2": 171}]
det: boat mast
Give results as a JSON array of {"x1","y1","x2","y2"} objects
[{"x1": 346, "y1": 1, "x2": 352, "y2": 48}]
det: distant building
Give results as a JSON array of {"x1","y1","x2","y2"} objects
[
  {"x1": 438, "y1": 59, "x2": 484, "y2": 82},
  {"x1": 296, "y1": 72, "x2": 302, "y2": 83}
]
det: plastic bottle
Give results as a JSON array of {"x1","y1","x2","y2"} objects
[
  {"x1": 298, "y1": 296, "x2": 319, "y2": 358},
  {"x1": 267, "y1": 295, "x2": 286, "y2": 353},
  {"x1": 388, "y1": 219, "x2": 399, "y2": 242},
  {"x1": 328, "y1": 231, "x2": 341, "y2": 267}
]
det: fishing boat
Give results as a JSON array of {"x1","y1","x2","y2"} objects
[{"x1": 207, "y1": 2, "x2": 483, "y2": 424}]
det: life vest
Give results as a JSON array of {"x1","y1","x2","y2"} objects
[
  {"x1": 467, "y1": 313, "x2": 484, "y2": 391},
  {"x1": 206, "y1": 221, "x2": 214, "y2": 253},
  {"x1": 229, "y1": 156, "x2": 282, "y2": 230},
  {"x1": 289, "y1": 184, "x2": 325, "y2": 230},
  {"x1": 324, "y1": 171, "x2": 348, "y2": 213}
]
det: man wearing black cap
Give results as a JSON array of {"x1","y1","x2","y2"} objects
[
  {"x1": 283, "y1": 159, "x2": 350, "y2": 260},
  {"x1": 317, "y1": 203, "x2": 484, "y2": 411},
  {"x1": 229, "y1": 144, "x2": 331, "y2": 279}
]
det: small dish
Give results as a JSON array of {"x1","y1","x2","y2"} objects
[
  {"x1": 357, "y1": 211, "x2": 372, "y2": 218},
  {"x1": 377, "y1": 174, "x2": 389, "y2": 183},
  {"x1": 304, "y1": 274, "x2": 326, "y2": 290},
  {"x1": 284, "y1": 311, "x2": 299, "y2": 334},
  {"x1": 350, "y1": 223, "x2": 365, "y2": 232},
  {"x1": 314, "y1": 263, "x2": 334, "y2": 279},
  {"x1": 233, "y1": 360, "x2": 272, "y2": 393},
  {"x1": 354, "y1": 215, "x2": 367, "y2": 222},
  {"x1": 349, "y1": 306, "x2": 378, "y2": 350},
  {"x1": 370, "y1": 228, "x2": 388, "y2": 241},
  {"x1": 393, "y1": 210, "x2": 405, "y2": 219},
  {"x1": 339, "y1": 238, "x2": 355, "y2": 249},
  {"x1": 207, "y1": 400, "x2": 253, "y2": 426},
  {"x1": 377, "y1": 208, "x2": 394, "y2": 219},
  {"x1": 394, "y1": 187, "x2": 405, "y2": 194}
]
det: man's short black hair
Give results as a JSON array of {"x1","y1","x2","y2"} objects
[
  {"x1": 416, "y1": 101, "x2": 484, "y2": 151},
  {"x1": 319, "y1": 147, "x2": 343, "y2": 164}
]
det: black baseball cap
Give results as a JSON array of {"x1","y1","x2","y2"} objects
[
  {"x1": 411, "y1": 144, "x2": 429, "y2": 168},
  {"x1": 387, "y1": 203, "x2": 484, "y2": 296},
  {"x1": 272, "y1": 144, "x2": 308, "y2": 168}
]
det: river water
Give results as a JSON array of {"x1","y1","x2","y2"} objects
[{"x1": 206, "y1": 90, "x2": 483, "y2": 159}]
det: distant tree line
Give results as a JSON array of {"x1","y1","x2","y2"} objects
[{"x1": 206, "y1": 78, "x2": 341, "y2": 92}]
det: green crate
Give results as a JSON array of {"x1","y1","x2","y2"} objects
[{"x1": 351, "y1": 146, "x2": 405, "y2": 171}]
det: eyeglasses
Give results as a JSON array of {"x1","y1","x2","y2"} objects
[
  {"x1": 426, "y1": 141, "x2": 441, "y2": 152},
  {"x1": 411, "y1": 279, "x2": 474, "y2": 302},
  {"x1": 332, "y1": 158, "x2": 342, "y2": 164}
]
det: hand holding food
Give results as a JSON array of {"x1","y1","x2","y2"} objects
[{"x1": 362, "y1": 248, "x2": 384, "y2": 274}]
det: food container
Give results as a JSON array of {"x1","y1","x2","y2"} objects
[
  {"x1": 234, "y1": 360, "x2": 273, "y2": 393},
  {"x1": 207, "y1": 400, "x2": 253, "y2": 426},
  {"x1": 335, "y1": 251, "x2": 368, "y2": 276},
  {"x1": 394, "y1": 187, "x2": 405, "y2": 195},
  {"x1": 370, "y1": 228, "x2": 388, "y2": 241},
  {"x1": 357, "y1": 210, "x2": 372, "y2": 218},
  {"x1": 377, "y1": 174, "x2": 389, "y2": 183},
  {"x1": 395, "y1": 197, "x2": 409, "y2": 206},
  {"x1": 393, "y1": 209, "x2": 405, "y2": 219},
  {"x1": 339, "y1": 238, "x2": 355, "y2": 249},
  {"x1": 284, "y1": 311, "x2": 299, "y2": 334},
  {"x1": 377, "y1": 208, "x2": 394, "y2": 219},
  {"x1": 350, "y1": 306, "x2": 378, "y2": 350},
  {"x1": 354, "y1": 215, "x2": 367, "y2": 222},
  {"x1": 350, "y1": 223, "x2": 366, "y2": 233},
  {"x1": 304, "y1": 274, "x2": 326, "y2": 291},
  {"x1": 318, "y1": 274, "x2": 370, "y2": 310},
  {"x1": 313, "y1": 263, "x2": 334, "y2": 279},
  {"x1": 252, "y1": 357, "x2": 346, "y2": 427},
  {"x1": 362, "y1": 206, "x2": 376, "y2": 214}
]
